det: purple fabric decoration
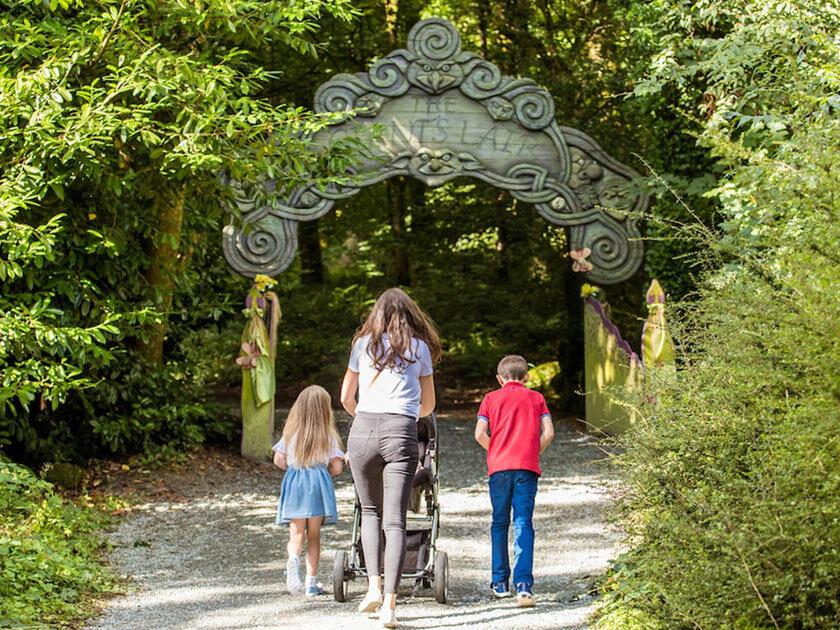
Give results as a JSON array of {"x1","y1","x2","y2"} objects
[
  {"x1": 584, "y1": 297, "x2": 643, "y2": 369},
  {"x1": 266, "y1": 299, "x2": 275, "y2": 348},
  {"x1": 244, "y1": 294, "x2": 266, "y2": 310}
]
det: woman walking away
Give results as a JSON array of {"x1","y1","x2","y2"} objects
[
  {"x1": 341, "y1": 288, "x2": 440, "y2": 628},
  {"x1": 273, "y1": 385, "x2": 344, "y2": 597}
]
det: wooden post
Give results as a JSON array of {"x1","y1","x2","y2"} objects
[
  {"x1": 583, "y1": 294, "x2": 642, "y2": 435},
  {"x1": 642, "y1": 279, "x2": 676, "y2": 403},
  {"x1": 239, "y1": 288, "x2": 280, "y2": 461}
]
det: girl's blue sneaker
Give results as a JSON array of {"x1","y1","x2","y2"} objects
[
  {"x1": 286, "y1": 557, "x2": 304, "y2": 596},
  {"x1": 515, "y1": 583, "x2": 535, "y2": 607},
  {"x1": 305, "y1": 582, "x2": 325, "y2": 597},
  {"x1": 491, "y1": 581, "x2": 512, "y2": 598}
]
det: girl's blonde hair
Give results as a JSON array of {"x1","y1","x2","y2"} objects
[{"x1": 282, "y1": 385, "x2": 342, "y2": 468}]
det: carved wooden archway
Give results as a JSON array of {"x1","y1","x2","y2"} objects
[{"x1": 222, "y1": 18, "x2": 646, "y2": 284}]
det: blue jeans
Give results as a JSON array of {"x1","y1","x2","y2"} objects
[{"x1": 489, "y1": 469, "x2": 538, "y2": 587}]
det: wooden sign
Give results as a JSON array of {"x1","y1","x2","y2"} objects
[{"x1": 223, "y1": 18, "x2": 647, "y2": 284}]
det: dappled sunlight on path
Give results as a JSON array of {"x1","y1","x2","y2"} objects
[{"x1": 86, "y1": 414, "x2": 619, "y2": 630}]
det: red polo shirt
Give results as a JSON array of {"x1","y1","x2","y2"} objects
[{"x1": 477, "y1": 381, "x2": 552, "y2": 476}]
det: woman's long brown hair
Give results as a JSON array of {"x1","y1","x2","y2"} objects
[
  {"x1": 352, "y1": 288, "x2": 441, "y2": 372},
  {"x1": 282, "y1": 385, "x2": 342, "y2": 468}
]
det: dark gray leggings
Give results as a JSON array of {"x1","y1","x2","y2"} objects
[{"x1": 348, "y1": 412, "x2": 418, "y2": 594}]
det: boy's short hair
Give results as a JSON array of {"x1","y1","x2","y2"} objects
[{"x1": 497, "y1": 355, "x2": 529, "y2": 381}]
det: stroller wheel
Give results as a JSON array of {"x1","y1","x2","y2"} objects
[
  {"x1": 333, "y1": 550, "x2": 349, "y2": 602},
  {"x1": 434, "y1": 551, "x2": 448, "y2": 604}
]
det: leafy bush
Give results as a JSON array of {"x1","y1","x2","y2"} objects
[
  {"x1": 3, "y1": 334, "x2": 237, "y2": 463},
  {"x1": 600, "y1": 2, "x2": 840, "y2": 628},
  {"x1": 0, "y1": 458, "x2": 115, "y2": 627},
  {"x1": 0, "y1": 0, "x2": 358, "y2": 462}
]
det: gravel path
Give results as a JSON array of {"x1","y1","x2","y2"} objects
[{"x1": 86, "y1": 412, "x2": 619, "y2": 630}]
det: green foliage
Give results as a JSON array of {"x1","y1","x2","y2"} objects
[
  {"x1": 273, "y1": 281, "x2": 376, "y2": 397},
  {"x1": 0, "y1": 0, "x2": 360, "y2": 461},
  {"x1": 525, "y1": 361, "x2": 563, "y2": 405},
  {"x1": 0, "y1": 458, "x2": 116, "y2": 627},
  {"x1": 0, "y1": 0, "x2": 734, "y2": 463},
  {"x1": 600, "y1": 2, "x2": 840, "y2": 627}
]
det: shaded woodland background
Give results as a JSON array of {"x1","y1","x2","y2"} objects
[
  {"x1": 3, "y1": 1, "x2": 839, "y2": 627},
  {"x1": 1, "y1": 0, "x2": 716, "y2": 464}
]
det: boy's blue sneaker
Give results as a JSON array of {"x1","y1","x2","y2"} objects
[
  {"x1": 491, "y1": 581, "x2": 512, "y2": 598},
  {"x1": 516, "y1": 583, "x2": 535, "y2": 607},
  {"x1": 305, "y1": 582, "x2": 325, "y2": 597}
]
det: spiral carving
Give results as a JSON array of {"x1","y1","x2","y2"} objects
[
  {"x1": 222, "y1": 215, "x2": 298, "y2": 277},
  {"x1": 512, "y1": 91, "x2": 555, "y2": 130},
  {"x1": 591, "y1": 232, "x2": 620, "y2": 266},
  {"x1": 368, "y1": 58, "x2": 410, "y2": 96},
  {"x1": 314, "y1": 76, "x2": 367, "y2": 114},
  {"x1": 408, "y1": 19, "x2": 460, "y2": 60},
  {"x1": 460, "y1": 60, "x2": 503, "y2": 99},
  {"x1": 570, "y1": 219, "x2": 643, "y2": 283}
]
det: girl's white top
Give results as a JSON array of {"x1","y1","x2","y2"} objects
[
  {"x1": 272, "y1": 435, "x2": 343, "y2": 469},
  {"x1": 348, "y1": 334, "x2": 434, "y2": 418}
]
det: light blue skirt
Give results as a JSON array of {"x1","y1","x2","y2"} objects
[{"x1": 276, "y1": 464, "x2": 338, "y2": 526}]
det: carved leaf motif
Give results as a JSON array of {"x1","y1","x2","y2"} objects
[
  {"x1": 597, "y1": 179, "x2": 635, "y2": 214},
  {"x1": 355, "y1": 92, "x2": 388, "y2": 117},
  {"x1": 486, "y1": 96, "x2": 514, "y2": 120},
  {"x1": 573, "y1": 184, "x2": 599, "y2": 210}
]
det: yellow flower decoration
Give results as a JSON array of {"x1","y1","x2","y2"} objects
[
  {"x1": 253, "y1": 274, "x2": 275, "y2": 292},
  {"x1": 580, "y1": 283, "x2": 600, "y2": 298}
]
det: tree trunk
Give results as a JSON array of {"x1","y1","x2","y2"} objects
[
  {"x1": 477, "y1": 1, "x2": 489, "y2": 57},
  {"x1": 135, "y1": 182, "x2": 185, "y2": 366},
  {"x1": 383, "y1": 0, "x2": 399, "y2": 46},
  {"x1": 298, "y1": 219, "x2": 324, "y2": 284},
  {"x1": 561, "y1": 263, "x2": 585, "y2": 416},
  {"x1": 386, "y1": 177, "x2": 411, "y2": 286},
  {"x1": 495, "y1": 191, "x2": 511, "y2": 280}
]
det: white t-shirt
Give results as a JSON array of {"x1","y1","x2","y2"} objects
[
  {"x1": 272, "y1": 435, "x2": 343, "y2": 469},
  {"x1": 348, "y1": 334, "x2": 434, "y2": 418}
]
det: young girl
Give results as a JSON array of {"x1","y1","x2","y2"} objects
[
  {"x1": 340, "y1": 288, "x2": 440, "y2": 628},
  {"x1": 273, "y1": 385, "x2": 344, "y2": 597}
]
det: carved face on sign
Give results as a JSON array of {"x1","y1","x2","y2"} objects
[
  {"x1": 407, "y1": 59, "x2": 464, "y2": 94},
  {"x1": 390, "y1": 147, "x2": 481, "y2": 187}
]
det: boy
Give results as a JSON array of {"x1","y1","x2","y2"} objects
[{"x1": 474, "y1": 354, "x2": 554, "y2": 606}]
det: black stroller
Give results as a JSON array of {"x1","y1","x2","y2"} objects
[{"x1": 333, "y1": 413, "x2": 449, "y2": 604}]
